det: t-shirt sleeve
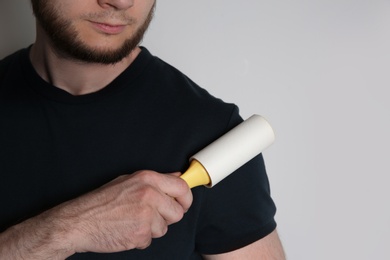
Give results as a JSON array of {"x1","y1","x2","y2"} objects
[{"x1": 194, "y1": 108, "x2": 277, "y2": 254}]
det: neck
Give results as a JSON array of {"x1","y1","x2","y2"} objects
[{"x1": 29, "y1": 36, "x2": 140, "y2": 96}]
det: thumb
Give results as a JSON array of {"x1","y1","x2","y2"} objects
[{"x1": 167, "y1": 172, "x2": 182, "y2": 177}]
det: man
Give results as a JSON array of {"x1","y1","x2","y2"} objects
[{"x1": 0, "y1": 0, "x2": 285, "y2": 259}]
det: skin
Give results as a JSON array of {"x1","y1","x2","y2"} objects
[
  {"x1": 0, "y1": 171, "x2": 192, "y2": 258},
  {"x1": 203, "y1": 230, "x2": 285, "y2": 260},
  {"x1": 0, "y1": 0, "x2": 286, "y2": 258},
  {"x1": 30, "y1": 0, "x2": 156, "y2": 95}
]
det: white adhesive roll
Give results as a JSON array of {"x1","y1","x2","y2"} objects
[{"x1": 190, "y1": 114, "x2": 275, "y2": 187}]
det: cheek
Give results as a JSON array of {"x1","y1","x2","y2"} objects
[
  {"x1": 137, "y1": 1, "x2": 155, "y2": 19},
  {"x1": 60, "y1": 1, "x2": 96, "y2": 23}
]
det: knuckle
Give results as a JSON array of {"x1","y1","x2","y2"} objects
[
  {"x1": 165, "y1": 204, "x2": 184, "y2": 224},
  {"x1": 136, "y1": 170, "x2": 157, "y2": 183},
  {"x1": 134, "y1": 222, "x2": 152, "y2": 240},
  {"x1": 134, "y1": 227, "x2": 152, "y2": 249},
  {"x1": 172, "y1": 210, "x2": 184, "y2": 223},
  {"x1": 137, "y1": 186, "x2": 159, "y2": 203},
  {"x1": 137, "y1": 205, "x2": 155, "y2": 221},
  {"x1": 136, "y1": 238, "x2": 152, "y2": 250},
  {"x1": 153, "y1": 225, "x2": 168, "y2": 238},
  {"x1": 161, "y1": 225, "x2": 168, "y2": 236},
  {"x1": 178, "y1": 177, "x2": 190, "y2": 191}
]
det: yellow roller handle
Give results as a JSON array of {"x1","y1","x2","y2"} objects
[{"x1": 180, "y1": 160, "x2": 211, "y2": 188}]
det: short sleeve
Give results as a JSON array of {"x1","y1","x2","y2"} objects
[{"x1": 194, "y1": 109, "x2": 277, "y2": 254}]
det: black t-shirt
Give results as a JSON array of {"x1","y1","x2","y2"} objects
[{"x1": 0, "y1": 47, "x2": 277, "y2": 259}]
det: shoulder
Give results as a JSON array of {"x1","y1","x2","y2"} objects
[
  {"x1": 138, "y1": 48, "x2": 243, "y2": 152},
  {"x1": 0, "y1": 48, "x2": 27, "y2": 82},
  {"x1": 145, "y1": 48, "x2": 240, "y2": 122}
]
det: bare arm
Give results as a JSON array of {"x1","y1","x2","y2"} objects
[
  {"x1": 202, "y1": 230, "x2": 286, "y2": 260},
  {"x1": 0, "y1": 171, "x2": 193, "y2": 259},
  {"x1": 0, "y1": 207, "x2": 73, "y2": 259}
]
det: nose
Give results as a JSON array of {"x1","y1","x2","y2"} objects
[{"x1": 97, "y1": 0, "x2": 134, "y2": 10}]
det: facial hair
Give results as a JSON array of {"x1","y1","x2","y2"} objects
[{"x1": 31, "y1": 1, "x2": 155, "y2": 64}]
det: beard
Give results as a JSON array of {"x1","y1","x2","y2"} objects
[{"x1": 31, "y1": 1, "x2": 155, "y2": 64}]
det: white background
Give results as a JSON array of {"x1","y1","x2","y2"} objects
[{"x1": 1, "y1": 1, "x2": 390, "y2": 259}]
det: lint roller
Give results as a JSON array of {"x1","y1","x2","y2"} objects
[{"x1": 180, "y1": 114, "x2": 275, "y2": 188}]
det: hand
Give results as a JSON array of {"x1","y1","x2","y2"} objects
[
  {"x1": 0, "y1": 170, "x2": 193, "y2": 259},
  {"x1": 65, "y1": 170, "x2": 193, "y2": 253}
]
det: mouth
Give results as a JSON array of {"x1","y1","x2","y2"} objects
[{"x1": 90, "y1": 21, "x2": 127, "y2": 35}]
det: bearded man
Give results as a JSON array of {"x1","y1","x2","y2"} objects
[{"x1": 0, "y1": 1, "x2": 285, "y2": 259}]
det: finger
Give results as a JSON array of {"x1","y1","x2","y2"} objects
[
  {"x1": 175, "y1": 189, "x2": 193, "y2": 213},
  {"x1": 133, "y1": 171, "x2": 193, "y2": 218},
  {"x1": 158, "y1": 173, "x2": 193, "y2": 212},
  {"x1": 150, "y1": 212, "x2": 168, "y2": 239},
  {"x1": 136, "y1": 237, "x2": 152, "y2": 250},
  {"x1": 155, "y1": 192, "x2": 186, "y2": 225},
  {"x1": 168, "y1": 172, "x2": 181, "y2": 177},
  {"x1": 156, "y1": 173, "x2": 190, "y2": 198}
]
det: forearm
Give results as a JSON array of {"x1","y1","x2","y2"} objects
[
  {"x1": 0, "y1": 171, "x2": 192, "y2": 258},
  {"x1": 0, "y1": 209, "x2": 74, "y2": 260}
]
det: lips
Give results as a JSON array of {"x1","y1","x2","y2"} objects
[{"x1": 91, "y1": 21, "x2": 126, "y2": 35}]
